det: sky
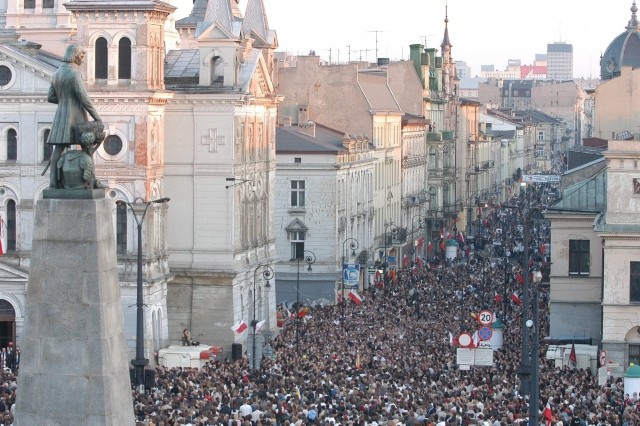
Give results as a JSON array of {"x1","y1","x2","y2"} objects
[{"x1": 175, "y1": 0, "x2": 635, "y2": 79}]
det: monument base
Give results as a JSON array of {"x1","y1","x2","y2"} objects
[
  {"x1": 43, "y1": 188, "x2": 106, "y2": 199},
  {"x1": 14, "y1": 198, "x2": 134, "y2": 426}
]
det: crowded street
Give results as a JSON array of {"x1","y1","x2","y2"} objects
[{"x1": 122, "y1": 187, "x2": 631, "y2": 425}]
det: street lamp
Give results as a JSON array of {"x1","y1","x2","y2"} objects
[
  {"x1": 294, "y1": 250, "x2": 315, "y2": 353},
  {"x1": 250, "y1": 264, "x2": 274, "y2": 370},
  {"x1": 116, "y1": 197, "x2": 170, "y2": 392},
  {"x1": 383, "y1": 222, "x2": 398, "y2": 272},
  {"x1": 410, "y1": 216, "x2": 424, "y2": 264},
  {"x1": 341, "y1": 238, "x2": 359, "y2": 327},
  {"x1": 528, "y1": 268, "x2": 543, "y2": 425}
]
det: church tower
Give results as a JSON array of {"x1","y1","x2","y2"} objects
[
  {"x1": 440, "y1": 2, "x2": 455, "y2": 98},
  {"x1": 64, "y1": 0, "x2": 176, "y2": 359}
]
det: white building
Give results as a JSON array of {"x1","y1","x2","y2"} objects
[
  {"x1": 274, "y1": 122, "x2": 375, "y2": 303},
  {"x1": 547, "y1": 42, "x2": 573, "y2": 80}
]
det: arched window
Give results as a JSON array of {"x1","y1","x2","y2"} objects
[
  {"x1": 95, "y1": 37, "x2": 108, "y2": 80},
  {"x1": 43, "y1": 129, "x2": 52, "y2": 162},
  {"x1": 7, "y1": 129, "x2": 17, "y2": 161},
  {"x1": 6, "y1": 200, "x2": 16, "y2": 252},
  {"x1": 210, "y1": 56, "x2": 224, "y2": 84},
  {"x1": 116, "y1": 202, "x2": 127, "y2": 254},
  {"x1": 118, "y1": 38, "x2": 131, "y2": 80}
]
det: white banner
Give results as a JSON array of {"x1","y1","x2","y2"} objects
[{"x1": 522, "y1": 174, "x2": 560, "y2": 183}]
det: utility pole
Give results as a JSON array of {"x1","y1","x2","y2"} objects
[
  {"x1": 367, "y1": 30, "x2": 385, "y2": 61},
  {"x1": 346, "y1": 45, "x2": 351, "y2": 63}
]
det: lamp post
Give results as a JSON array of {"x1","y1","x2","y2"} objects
[
  {"x1": 528, "y1": 268, "x2": 543, "y2": 425},
  {"x1": 294, "y1": 250, "x2": 315, "y2": 353},
  {"x1": 250, "y1": 264, "x2": 274, "y2": 370},
  {"x1": 341, "y1": 238, "x2": 359, "y2": 327},
  {"x1": 116, "y1": 197, "x2": 170, "y2": 392},
  {"x1": 410, "y1": 216, "x2": 424, "y2": 264},
  {"x1": 383, "y1": 222, "x2": 398, "y2": 272}
]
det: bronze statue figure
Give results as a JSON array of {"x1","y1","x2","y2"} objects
[{"x1": 45, "y1": 44, "x2": 103, "y2": 189}]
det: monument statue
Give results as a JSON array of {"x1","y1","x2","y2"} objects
[
  {"x1": 57, "y1": 121, "x2": 105, "y2": 189},
  {"x1": 44, "y1": 44, "x2": 104, "y2": 190}
]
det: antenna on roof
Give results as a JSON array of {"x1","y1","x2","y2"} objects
[{"x1": 367, "y1": 30, "x2": 386, "y2": 62}]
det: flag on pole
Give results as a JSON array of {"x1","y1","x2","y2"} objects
[
  {"x1": 516, "y1": 272, "x2": 524, "y2": 285},
  {"x1": 511, "y1": 291, "x2": 522, "y2": 305},
  {"x1": 335, "y1": 287, "x2": 343, "y2": 303},
  {"x1": 348, "y1": 289, "x2": 363, "y2": 305},
  {"x1": 494, "y1": 292, "x2": 503, "y2": 305},
  {"x1": 402, "y1": 254, "x2": 410, "y2": 268},
  {"x1": 231, "y1": 320, "x2": 248, "y2": 334},
  {"x1": 570, "y1": 342, "x2": 577, "y2": 365},
  {"x1": 255, "y1": 319, "x2": 266, "y2": 332},
  {"x1": 427, "y1": 240, "x2": 433, "y2": 253}
]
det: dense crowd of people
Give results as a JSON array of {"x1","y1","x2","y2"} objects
[
  {"x1": 3, "y1": 184, "x2": 632, "y2": 426},
  {"x1": 121, "y1": 187, "x2": 634, "y2": 425}
]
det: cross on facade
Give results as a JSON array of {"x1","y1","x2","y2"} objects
[{"x1": 201, "y1": 128, "x2": 225, "y2": 153}]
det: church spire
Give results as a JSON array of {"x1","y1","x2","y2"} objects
[
  {"x1": 627, "y1": 1, "x2": 639, "y2": 30},
  {"x1": 440, "y1": 1, "x2": 452, "y2": 50}
]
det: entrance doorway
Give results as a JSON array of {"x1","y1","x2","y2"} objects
[{"x1": 0, "y1": 300, "x2": 15, "y2": 347}]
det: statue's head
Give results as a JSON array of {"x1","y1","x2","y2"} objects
[{"x1": 62, "y1": 44, "x2": 86, "y2": 64}]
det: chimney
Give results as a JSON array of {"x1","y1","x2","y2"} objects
[
  {"x1": 297, "y1": 105, "x2": 309, "y2": 124},
  {"x1": 298, "y1": 121, "x2": 316, "y2": 138}
]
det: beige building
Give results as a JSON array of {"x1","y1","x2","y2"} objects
[{"x1": 594, "y1": 66, "x2": 640, "y2": 140}]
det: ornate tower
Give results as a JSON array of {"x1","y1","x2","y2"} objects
[{"x1": 64, "y1": 0, "x2": 176, "y2": 360}]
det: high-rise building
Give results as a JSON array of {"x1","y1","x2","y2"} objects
[{"x1": 547, "y1": 42, "x2": 573, "y2": 80}]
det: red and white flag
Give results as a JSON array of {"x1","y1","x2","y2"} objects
[
  {"x1": 543, "y1": 399, "x2": 553, "y2": 425},
  {"x1": 570, "y1": 342, "x2": 577, "y2": 365},
  {"x1": 511, "y1": 291, "x2": 522, "y2": 305},
  {"x1": 427, "y1": 240, "x2": 433, "y2": 253},
  {"x1": 348, "y1": 289, "x2": 363, "y2": 305},
  {"x1": 335, "y1": 287, "x2": 343, "y2": 303},
  {"x1": 255, "y1": 320, "x2": 266, "y2": 332},
  {"x1": 230, "y1": 320, "x2": 248, "y2": 334}
]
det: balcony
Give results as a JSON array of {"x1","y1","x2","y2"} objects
[
  {"x1": 427, "y1": 132, "x2": 443, "y2": 142},
  {"x1": 441, "y1": 130, "x2": 455, "y2": 140}
]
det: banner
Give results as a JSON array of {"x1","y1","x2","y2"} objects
[
  {"x1": 522, "y1": 174, "x2": 560, "y2": 183},
  {"x1": 343, "y1": 263, "x2": 360, "y2": 287}
]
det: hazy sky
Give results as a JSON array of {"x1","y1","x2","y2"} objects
[{"x1": 176, "y1": 0, "x2": 635, "y2": 79}]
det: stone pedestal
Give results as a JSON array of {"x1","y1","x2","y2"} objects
[{"x1": 15, "y1": 199, "x2": 134, "y2": 426}]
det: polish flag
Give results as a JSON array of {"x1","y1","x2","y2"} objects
[
  {"x1": 427, "y1": 241, "x2": 433, "y2": 253},
  {"x1": 335, "y1": 288, "x2": 343, "y2": 303},
  {"x1": 511, "y1": 291, "x2": 522, "y2": 305},
  {"x1": 543, "y1": 399, "x2": 553, "y2": 425},
  {"x1": 570, "y1": 342, "x2": 577, "y2": 365},
  {"x1": 255, "y1": 320, "x2": 266, "y2": 332},
  {"x1": 230, "y1": 320, "x2": 248, "y2": 334},
  {"x1": 348, "y1": 290, "x2": 363, "y2": 305},
  {"x1": 516, "y1": 272, "x2": 524, "y2": 285}
]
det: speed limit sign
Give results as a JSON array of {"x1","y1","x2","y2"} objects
[
  {"x1": 600, "y1": 350, "x2": 607, "y2": 366},
  {"x1": 478, "y1": 310, "x2": 494, "y2": 325}
]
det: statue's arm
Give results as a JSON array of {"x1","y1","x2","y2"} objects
[
  {"x1": 47, "y1": 85, "x2": 58, "y2": 104},
  {"x1": 73, "y1": 73, "x2": 102, "y2": 122}
]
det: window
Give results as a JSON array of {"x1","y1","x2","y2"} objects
[
  {"x1": 631, "y1": 344, "x2": 640, "y2": 366},
  {"x1": 24, "y1": 0, "x2": 35, "y2": 8},
  {"x1": 536, "y1": 146, "x2": 544, "y2": 157},
  {"x1": 103, "y1": 135, "x2": 123, "y2": 156},
  {"x1": 429, "y1": 186, "x2": 437, "y2": 208},
  {"x1": 537, "y1": 131, "x2": 545, "y2": 141},
  {"x1": 118, "y1": 37, "x2": 131, "y2": 79},
  {"x1": 631, "y1": 262, "x2": 640, "y2": 302},
  {"x1": 429, "y1": 147, "x2": 437, "y2": 169},
  {"x1": 0, "y1": 66, "x2": 11, "y2": 86},
  {"x1": 43, "y1": 129, "x2": 52, "y2": 162},
  {"x1": 294, "y1": 157, "x2": 301, "y2": 163},
  {"x1": 116, "y1": 202, "x2": 127, "y2": 255},
  {"x1": 210, "y1": 56, "x2": 223, "y2": 84},
  {"x1": 43, "y1": 0, "x2": 54, "y2": 8},
  {"x1": 95, "y1": 37, "x2": 108, "y2": 79},
  {"x1": 568, "y1": 239, "x2": 589, "y2": 276},
  {"x1": 289, "y1": 230, "x2": 305, "y2": 260},
  {"x1": 291, "y1": 180, "x2": 305, "y2": 208},
  {"x1": 7, "y1": 129, "x2": 16, "y2": 161},
  {"x1": 6, "y1": 200, "x2": 15, "y2": 252}
]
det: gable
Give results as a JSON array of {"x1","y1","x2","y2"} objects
[
  {"x1": 246, "y1": 52, "x2": 274, "y2": 97},
  {"x1": 0, "y1": 263, "x2": 28, "y2": 281},
  {"x1": 195, "y1": 22, "x2": 236, "y2": 41},
  {"x1": 0, "y1": 46, "x2": 57, "y2": 96}
]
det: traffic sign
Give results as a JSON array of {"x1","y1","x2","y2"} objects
[
  {"x1": 458, "y1": 333, "x2": 472, "y2": 348},
  {"x1": 478, "y1": 310, "x2": 494, "y2": 325},
  {"x1": 478, "y1": 326, "x2": 493, "y2": 341}
]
